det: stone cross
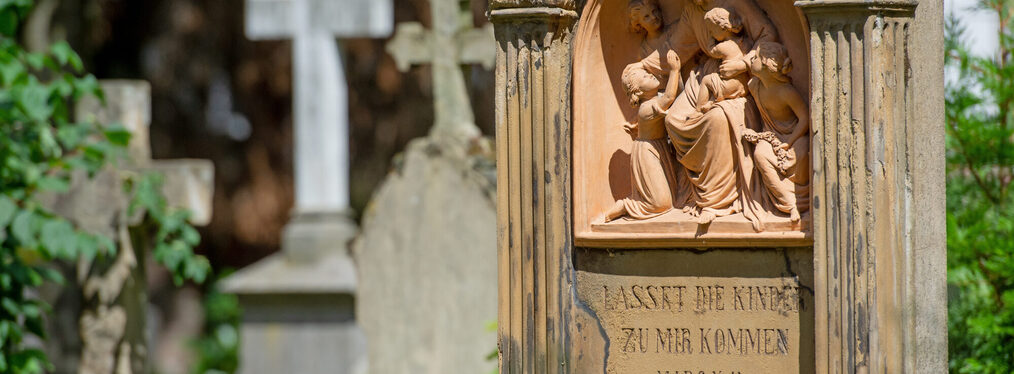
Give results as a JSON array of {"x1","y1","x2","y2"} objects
[
  {"x1": 223, "y1": 1, "x2": 392, "y2": 373},
  {"x1": 73, "y1": 81, "x2": 214, "y2": 227},
  {"x1": 245, "y1": 0, "x2": 392, "y2": 216},
  {"x1": 386, "y1": 0, "x2": 495, "y2": 141},
  {"x1": 41, "y1": 80, "x2": 214, "y2": 374}
]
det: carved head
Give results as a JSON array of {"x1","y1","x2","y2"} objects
[
  {"x1": 627, "y1": 0, "x2": 663, "y2": 35},
  {"x1": 752, "y1": 41, "x2": 793, "y2": 82},
  {"x1": 703, "y1": 7, "x2": 742, "y2": 41},
  {"x1": 621, "y1": 63, "x2": 661, "y2": 107}
]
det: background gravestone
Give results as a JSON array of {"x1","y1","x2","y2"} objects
[
  {"x1": 352, "y1": 0, "x2": 497, "y2": 373},
  {"x1": 221, "y1": 0, "x2": 392, "y2": 373}
]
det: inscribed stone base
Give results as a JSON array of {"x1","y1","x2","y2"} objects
[
  {"x1": 572, "y1": 248, "x2": 815, "y2": 374},
  {"x1": 353, "y1": 137, "x2": 497, "y2": 374}
]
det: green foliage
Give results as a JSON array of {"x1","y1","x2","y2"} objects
[
  {"x1": 191, "y1": 274, "x2": 240, "y2": 374},
  {"x1": 945, "y1": 1, "x2": 1014, "y2": 372},
  {"x1": 126, "y1": 173, "x2": 210, "y2": 285},
  {"x1": 0, "y1": 2, "x2": 209, "y2": 372},
  {"x1": 486, "y1": 321, "x2": 498, "y2": 374}
]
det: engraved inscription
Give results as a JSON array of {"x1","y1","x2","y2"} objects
[
  {"x1": 578, "y1": 275, "x2": 809, "y2": 373},
  {"x1": 619, "y1": 327, "x2": 790, "y2": 356}
]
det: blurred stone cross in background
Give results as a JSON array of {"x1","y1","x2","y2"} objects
[
  {"x1": 41, "y1": 80, "x2": 215, "y2": 374},
  {"x1": 242, "y1": 0, "x2": 392, "y2": 244},
  {"x1": 386, "y1": 0, "x2": 495, "y2": 143},
  {"x1": 223, "y1": 0, "x2": 392, "y2": 374}
]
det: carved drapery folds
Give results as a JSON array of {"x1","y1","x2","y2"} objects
[
  {"x1": 797, "y1": 0, "x2": 918, "y2": 372},
  {"x1": 571, "y1": 0, "x2": 815, "y2": 247},
  {"x1": 490, "y1": 3, "x2": 577, "y2": 374}
]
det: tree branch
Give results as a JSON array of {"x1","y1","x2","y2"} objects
[{"x1": 947, "y1": 118, "x2": 1002, "y2": 204}]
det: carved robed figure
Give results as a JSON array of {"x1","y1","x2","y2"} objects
[{"x1": 575, "y1": 0, "x2": 814, "y2": 242}]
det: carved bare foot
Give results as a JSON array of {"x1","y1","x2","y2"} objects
[
  {"x1": 789, "y1": 207, "x2": 801, "y2": 224},
  {"x1": 602, "y1": 201, "x2": 627, "y2": 223},
  {"x1": 697, "y1": 211, "x2": 716, "y2": 225},
  {"x1": 601, "y1": 211, "x2": 622, "y2": 223}
]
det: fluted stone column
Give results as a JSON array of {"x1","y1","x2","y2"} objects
[
  {"x1": 797, "y1": 0, "x2": 945, "y2": 373},
  {"x1": 489, "y1": 2, "x2": 577, "y2": 373},
  {"x1": 492, "y1": 0, "x2": 944, "y2": 372}
]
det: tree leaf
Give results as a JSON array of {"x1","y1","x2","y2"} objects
[
  {"x1": 0, "y1": 9, "x2": 18, "y2": 37},
  {"x1": 11, "y1": 209, "x2": 36, "y2": 247},
  {"x1": 76, "y1": 232, "x2": 98, "y2": 262},
  {"x1": 33, "y1": 266, "x2": 63, "y2": 284},
  {"x1": 102, "y1": 123, "x2": 132, "y2": 147},
  {"x1": 0, "y1": 195, "x2": 18, "y2": 229},
  {"x1": 39, "y1": 218, "x2": 76, "y2": 259},
  {"x1": 15, "y1": 83, "x2": 52, "y2": 121},
  {"x1": 36, "y1": 175, "x2": 70, "y2": 193},
  {"x1": 1, "y1": 297, "x2": 19, "y2": 315},
  {"x1": 96, "y1": 234, "x2": 116, "y2": 256},
  {"x1": 48, "y1": 41, "x2": 82, "y2": 71}
]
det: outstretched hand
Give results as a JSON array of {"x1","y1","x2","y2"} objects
[
  {"x1": 623, "y1": 122, "x2": 637, "y2": 136},
  {"x1": 719, "y1": 58, "x2": 748, "y2": 78},
  {"x1": 665, "y1": 50, "x2": 681, "y2": 71}
]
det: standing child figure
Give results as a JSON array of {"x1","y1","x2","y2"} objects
[
  {"x1": 744, "y1": 41, "x2": 810, "y2": 224},
  {"x1": 628, "y1": 0, "x2": 667, "y2": 56},
  {"x1": 627, "y1": 0, "x2": 682, "y2": 91},
  {"x1": 603, "y1": 52, "x2": 683, "y2": 222}
]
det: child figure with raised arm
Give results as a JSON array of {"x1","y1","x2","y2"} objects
[
  {"x1": 603, "y1": 51, "x2": 683, "y2": 222},
  {"x1": 744, "y1": 41, "x2": 810, "y2": 224}
]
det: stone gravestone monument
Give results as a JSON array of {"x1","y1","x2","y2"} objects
[
  {"x1": 490, "y1": 0, "x2": 945, "y2": 373},
  {"x1": 352, "y1": 0, "x2": 496, "y2": 373},
  {"x1": 42, "y1": 80, "x2": 214, "y2": 374},
  {"x1": 221, "y1": 0, "x2": 391, "y2": 374}
]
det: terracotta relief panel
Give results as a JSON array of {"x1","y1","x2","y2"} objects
[{"x1": 573, "y1": 0, "x2": 812, "y2": 247}]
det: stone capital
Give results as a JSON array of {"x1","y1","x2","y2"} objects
[
  {"x1": 488, "y1": 0, "x2": 578, "y2": 25},
  {"x1": 488, "y1": 0, "x2": 576, "y2": 11},
  {"x1": 795, "y1": 0, "x2": 917, "y2": 17}
]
